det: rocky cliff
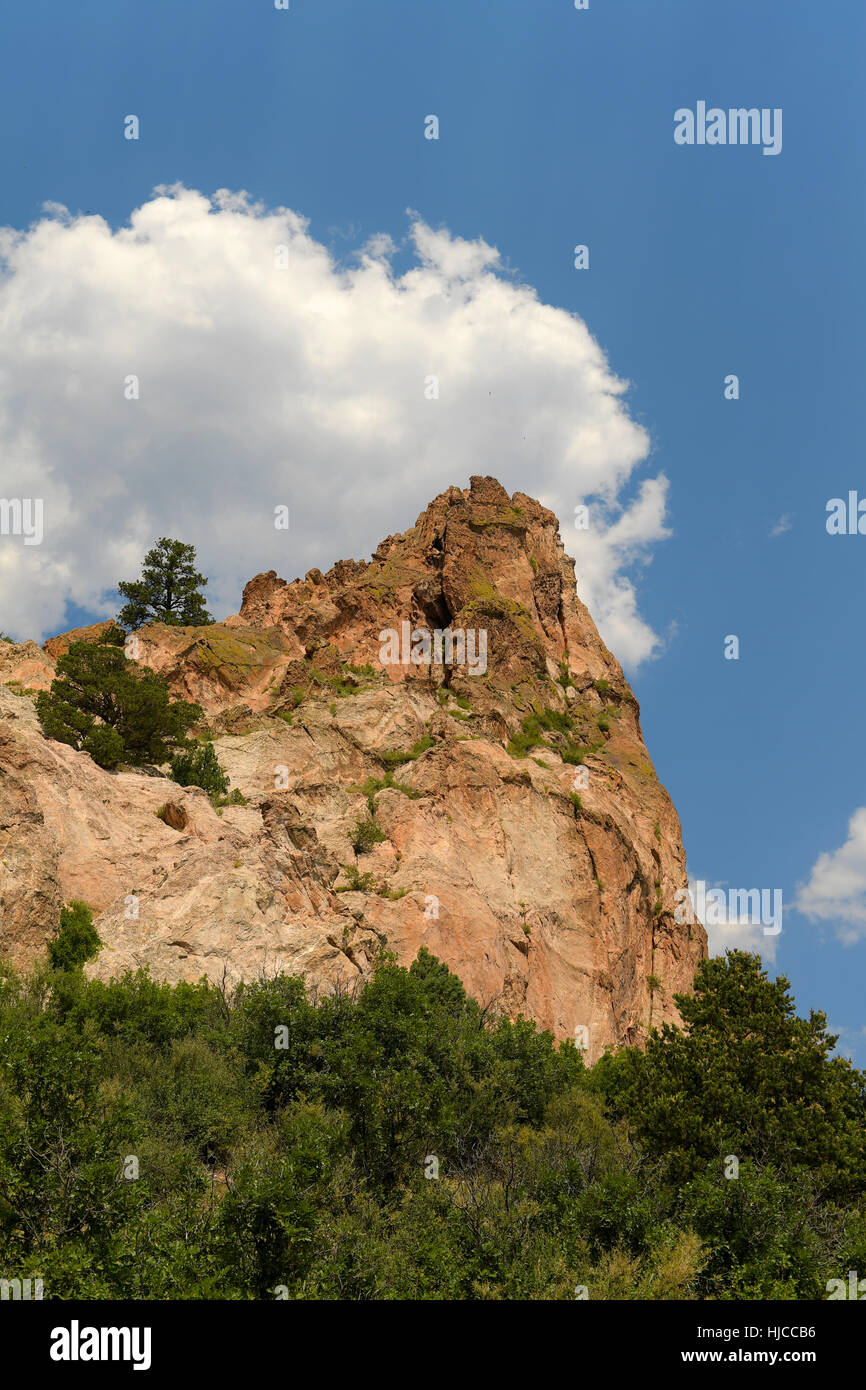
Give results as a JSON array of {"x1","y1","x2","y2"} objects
[{"x1": 0, "y1": 477, "x2": 705, "y2": 1059}]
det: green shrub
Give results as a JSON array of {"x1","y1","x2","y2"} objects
[
  {"x1": 507, "y1": 709, "x2": 578, "y2": 758},
  {"x1": 4, "y1": 680, "x2": 39, "y2": 698},
  {"x1": 561, "y1": 744, "x2": 587, "y2": 765},
  {"x1": 48, "y1": 900, "x2": 102, "y2": 972},
  {"x1": 352, "y1": 771, "x2": 422, "y2": 815},
  {"x1": 337, "y1": 865, "x2": 375, "y2": 893},
  {"x1": 326, "y1": 662, "x2": 379, "y2": 698},
  {"x1": 506, "y1": 734, "x2": 536, "y2": 758},
  {"x1": 506, "y1": 719, "x2": 544, "y2": 757},
  {"x1": 170, "y1": 742, "x2": 230, "y2": 798},
  {"x1": 536, "y1": 708, "x2": 571, "y2": 733},
  {"x1": 380, "y1": 734, "x2": 434, "y2": 769},
  {"x1": 214, "y1": 788, "x2": 248, "y2": 808},
  {"x1": 350, "y1": 818, "x2": 387, "y2": 853}
]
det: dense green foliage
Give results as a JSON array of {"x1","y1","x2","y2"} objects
[
  {"x1": 170, "y1": 742, "x2": 230, "y2": 798},
  {"x1": 0, "y1": 946, "x2": 862, "y2": 1300},
  {"x1": 47, "y1": 901, "x2": 102, "y2": 973},
  {"x1": 35, "y1": 640, "x2": 202, "y2": 769},
  {"x1": 349, "y1": 817, "x2": 387, "y2": 853},
  {"x1": 117, "y1": 538, "x2": 212, "y2": 629}
]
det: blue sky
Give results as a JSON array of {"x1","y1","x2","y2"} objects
[{"x1": 2, "y1": 0, "x2": 865, "y2": 1058}]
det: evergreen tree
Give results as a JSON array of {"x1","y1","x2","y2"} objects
[
  {"x1": 117, "y1": 538, "x2": 212, "y2": 629},
  {"x1": 36, "y1": 640, "x2": 202, "y2": 768},
  {"x1": 596, "y1": 951, "x2": 866, "y2": 1200}
]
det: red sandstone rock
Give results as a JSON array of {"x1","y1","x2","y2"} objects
[{"x1": 0, "y1": 479, "x2": 706, "y2": 1058}]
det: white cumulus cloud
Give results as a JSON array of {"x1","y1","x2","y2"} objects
[
  {"x1": 704, "y1": 915, "x2": 779, "y2": 964},
  {"x1": 685, "y1": 874, "x2": 780, "y2": 962},
  {"x1": 0, "y1": 185, "x2": 668, "y2": 665},
  {"x1": 795, "y1": 808, "x2": 866, "y2": 944}
]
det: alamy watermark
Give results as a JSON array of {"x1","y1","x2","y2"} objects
[
  {"x1": 0, "y1": 498, "x2": 43, "y2": 545},
  {"x1": 674, "y1": 878, "x2": 782, "y2": 936},
  {"x1": 50, "y1": 1323, "x2": 151, "y2": 1370},
  {"x1": 379, "y1": 621, "x2": 487, "y2": 676},
  {"x1": 1, "y1": 1276, "x2": 43, "y2": 1300},
  {"x1": 826, "y1": 1270, "x2": 866, "y2": 1299},
  {"x1": 674, "y1": 103, "x2": 782, "y2": 156},
  {"x1": 826, "y1": 493, "x2": 866, "y2": 534}
]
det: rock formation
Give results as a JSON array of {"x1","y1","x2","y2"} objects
[{"x1": 0, "y1": 477, "x2": 705, "y2": 1060}]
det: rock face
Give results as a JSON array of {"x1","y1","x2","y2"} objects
[
  {"x1": 0, "y1": 637, "x2": 55, "y2": 694},
  {"x1": 42, "y1": 620, "x2": 116, "y2": 661},
  {"x1": 0, "y1": 477, "x2": 705, "y2": 1059}
]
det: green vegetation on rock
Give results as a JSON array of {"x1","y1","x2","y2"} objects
[
  {"x1": 36, "y1": 641, "x2": 202, "y2": 770},
  {"x1": 170, "y1": 742, "x2": 230, "y2": 799},
  {"x1": 47, "y1": 900, "x2": 102, "y2": 973},
  {"x1": 380, "y1": 734, "x2": 434, "y2": 770},
  {"x1": 350, "y1": 817, "x2": 387, "y2": 854}
]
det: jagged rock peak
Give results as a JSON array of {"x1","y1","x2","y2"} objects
[{"x1": 0, "y1": 478, "x2": 706, "y2": 1058}]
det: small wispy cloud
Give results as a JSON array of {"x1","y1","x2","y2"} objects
[{"x1": 770, "y1": 513, "x2": 792, "y2": 537}]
